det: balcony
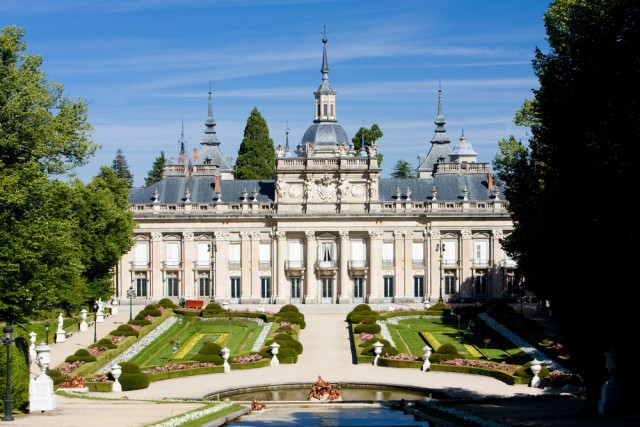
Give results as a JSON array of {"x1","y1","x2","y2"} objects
[
  {"x1": 162, "y1": 261, "x2": 182, "y2": 270},
  {"x1": 259, "y1": 261, "x2": 272, "y2": 269},
  {"x1": 412, "y1": 259, "x2": 425, "y2": 268},
  {"x1": 285, "y1": 260, "x2": 305, "y2": 272},
  {"x1": 316, "y1": 260, "x2": 338, "y2": 271},
  {"x1": 193, "y1": 261, "x2": 212, "y2": 270},
  {"x1": 348, "y1": 260, "x2": 368, "y2": 273},
  {"x1": 382, "y1": 260, "x2": 395, "y2": 268},
  {"x1": 130, "y1": 261, "x2": 150, "y2": 270},
  {"x1": 228, "y1": 260, "x2": 241, "y2": 269},
  {"x1": 472, "y1": 258, "x2": 493, "y2": 268},
  {"x1": 441, "y1": 259, "x2": 460, "y2": 268}
]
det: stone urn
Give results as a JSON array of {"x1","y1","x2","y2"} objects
[
  {"x1": 269, "y1": 342, "x2": 280, "y2": 367},
  {"x1": 111, "y1": 364, "x2": 123, "y2": 392},
  {"x1": 79, "y1": 309, "x2": 89, "y2": 332},
  {"x1": 422, "y1": 345, "x2": 432, "y2": 372},
  {"x1": 30, "y1": 343, "x2": 57, "y2": 412},
  {"x1": 530, "y1": 359, "x2": 542, "y2": 388},
  {"x1": 373, "y1": 341, "x2": 384, "y2": 366},
  {"x1": 221, "y1": 347, "x2": 231, "y2": 373}
]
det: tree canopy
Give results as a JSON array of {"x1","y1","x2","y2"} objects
[
  {"x1": 352, "y1": 124, "x2": 383, "y2": 166},
  {"x1": 235, "y1": 107, "x2": 275, "y2": 180},
  {"x1": 145, "y1": 151, "x2": 166, "y2": 187},
  {"x1": 390, "y1": 159, "x2": 416, "y2": 178},
  {"x1": 493, "y1": 0, "x2": 640, "y2": 410},
  {"x1": 0, "y1": 26, "x2": 134, "y2": 322},
  {"x1": 111, "y1": 148, "x2": 134, "y2": 188}
]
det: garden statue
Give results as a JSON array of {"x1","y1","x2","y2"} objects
[
  {"x1": 59, "y1": 373, "x2": 86, "y2": 389},
  {"x1": 308, "y1": 376, "x2": 342, "y2": 402},
  {"x1": 251, "y1": 399, "x2": 266, "y2": 411},
  {"x1": 29, "y1": 343, "x2": 56, "y2": 412},
  {"x1": 55, "y1": 313, "x2": 66, "y2": 343},
  {"x1": 28, "y1": 331, "x2": 37, "y2": 362}
]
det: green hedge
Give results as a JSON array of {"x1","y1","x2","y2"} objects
[
  {"x1": 174, "y1": 309, "x2": 201, "y2": 316},
  {"x1": 86, "y1": 381, "x2": 113, "y2": 392},
  {"x1": 147, "y1": 366, "x2": 224, "y2": 382},
  {"x1": 378, "y1": 358, "x2": 423, "y2": 369},
  {"x1": 0, "y1": 338, "x2": 29, "y2": 414},
  {"x1": 230, "y1": 358, "x2": 271, "y2": 370},
  {"x1": 354, "y1": 323, "x2": 381, "y2": 334},
  {"x1": 430, "y1": 363, "x2": 527, "y2": 385},
  {"x1": 118, "y1": 362, "x2": 150, "y2": 391}
]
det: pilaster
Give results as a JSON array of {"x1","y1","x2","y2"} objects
[
  {"x1": 338, "y1": 231, "x2": 351, "y2": 304},
  {"x1": 213, "y1": 232, "x2": 230, "y2": 303},
  {"x1": 240, "y1": 232, "x2": 252, "y2": 302},
  {"x1": 182, "y1": 231, "x2": 195, "y2": 298},
  {"x1": 304, "y1": 231, "x2": 317, "y2": 303},
  {"x1": 275, "y1": 231, "x2": 288, "y2": 304},
  {"x1": 403, "y1": 231, "x2": 414, "y2": 302},
  {"x1": 393, "y1": 231, "x2": 404, "y2": 301},
  {"x1": 368, "y1": 231, "x2": 383, "y2": 303},
  {"x1": 460, "y1": 230, "x2": 472, "y2": 297},
  {"x1": 151, "y1": 232, "x2": 163, "y2": 299},
  {"x1": 491, "y1": 229, "x2": 503, "y2": 297}
]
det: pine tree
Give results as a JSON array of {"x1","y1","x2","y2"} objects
[
  {"x1": 145, "y1": 151, "x2": 165, "y2": 187},
  {"x1": 111, "y1": 148, "x2": 134, "y2": 188},
  {"x1": 235, "y1": 107, "x2": 275, "y2": 180},
  {"x1": 391, "y1": 160, "x2": 415, "y2": 178}
]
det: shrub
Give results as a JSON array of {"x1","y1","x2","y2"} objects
[
  {"x1": 276, "y1": 325, "x2": 294, "y2": 333},
  {"x1": 353, "y1": 304, "x2": 372, "y2": 312},
  {"x1": 354, "y1": 323, "x2": 381, "y2": 334},
  {"x1": 65, "y1": 354, "x2": 97, "y2": 363},
  {"x1": 276, "y1": 312, "x2": 306, "y2": 329},
  {"x1": 139, "y1": 309, "x2": 162, "y2": 317},
  {"x1": 429, "y1": 353, "x2": 461, "y2": 363},
  {"x1": 74, "y1": 349, "x2": 90, "y2": 357},
  {"x1": 0, "y1": 339, "x2": 29, "y2": 413},
  {"x1": 158, "y1": 298, "x2": 177, "y2": 308},
  {"x1": 144, "y1": 304, "x2": 158, "y2": 310},
  {"x1": 118, "y1": 362, "x2": 150, "y2": 391},
  {"x1": 192, "y1": 354, "x2": 224, "y2": 364},
  {"x1": 173, "y1": 309, "x2": 201, "y2": 316},
  {"x1": 117, "y1": 324, "x2": 134, "y2": 331},
  {"x1": 90, "y1": 338, "x2": 117, "y2": 349},
  {"x1": 128, "y1": 319, "x2": 152, "y2": 326},
  {"x1": 437, "y1": 344, "x2": 459, "y2": 355},
  {"x1": 358, "y1": 339, "x2": 392, "y2": 348},
  {"x1": 363, "y1": 345, "x2": 398, "y2": 356},
  {"x1": 351, "y1": 314, "x2": 377, "y2": 324},
  {"x1": 199, "y1": 343, "x2": 222, "y2": 356},
  {"x1": 265, "y1": 338, "x2": 303, "y2": 355},
  {"x1": 205, "y1": 303, "x2": 224, "y2": 310},
  {"x1": 276, "y1": 347, "x2": 298, "y2": 364},
  {"x1": 279, "y1": 304, "x2": 300, "y2": 313},
  {"x1": 109, "y1": 329, "x2": 139, "y2": 337}
]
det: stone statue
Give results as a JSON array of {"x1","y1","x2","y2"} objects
[
  {"x1": 306, "y1": 143, "x2": 314, "y2": 157},
  {"x1": 275, "y1": 178, "x2": 286, "y2": 200},
  {"x1": 337, "y1": 143, "x2": 348, "y2": 157},
  {"x1": 59, "y1": 373, "x2": 86, "y2": 389},
  {"x1": 337, "y1": 178, "x2": 348, "y2": 201},
  {"x1": 276, "y1": 144, "x2": 285, "y2": 158},
  {"x1": 368, "y1": 178, "x2": 378, "y2": 200},
  {"x1": 304, "y1": 179, "x2": 314, "y2": 202},
  {"x1": 308, "y1": 375, "x2": 342, "y2": 402},
  {"x1": 367, "y1": 142, "x2": 377, "y2": 157}
]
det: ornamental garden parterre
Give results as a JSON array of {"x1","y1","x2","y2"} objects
[{"x1": 48, "y1": 300, "x2": 305, "y2": 392}]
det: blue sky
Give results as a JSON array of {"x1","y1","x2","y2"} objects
[{"x1": 2, "y1": 0, "x2": 549, "y2": 186}]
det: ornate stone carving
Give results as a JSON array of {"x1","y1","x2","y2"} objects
[
  {"x1": 276, "y1": 178, "x2": 287, "y2": 199},
  {"x1": 276, "y1": 143, "x2": 285, "y2": 158},
  {"x1": 276, "y1": 231, "x2": 287, "y2": 240},
  {"x1": 403, "y1": 231, "x2": 414, "y2": 239},
  {"x1": 368, "y1": 231, "x2": 383, "y2": 240},
  {"x1": 351, "y1": 184, "x2": 364, "y2": 198},
  {"x1": 288, "y1": 184, "x2": 302, "y2": 199},
  {"x1": 367, "y1": 142, "x2": 377, "y2": 157},
  {"x1": 213, "y1": 231, "x2": 230, "y2": 241},
  {"x1": 429, "y1": 230, "x2": 440, "y2": 239},
  {"x1": 305, "y1": 231, "x2": 316, "y2": 240},
  {"x1": 151, "y1": 232, "x2": 163, "y2": 242},
  {"x1": 339, "y1": 231, "x2": 349, "y2": 239},
  {"x1": 461, "y1": 229, "x2": 472, "y2": 239},
  {"x1": 316, "y1": 175, "x2": 337, "y2": 201},
  {"x1": 304, "y1": 179, "x2": 314, "y2": 202},
  {"x1": 368, "y1": 178, "x2": 378, "y2": 200},
  {"x1": 182, "y1": 231, "x2": 194, "y2": 241},
  {"x1": 306, "y1": 143, "x2": 315, "y2": 157},
  {"x1": 240, "y1": 231, "x2": 251, "y2": 240},
  {"x1": 492, "y1": 229, "x2": 504, "y2": 239},
  {"x1": 251, "y1": 231, "x2": 260, "y2": 240},
  {"x1": 337, "y1": 178, "x2": 348, "y2": 201},
  {"x1": 393, "y1": 230, "x2": 404, "y2": 239}
]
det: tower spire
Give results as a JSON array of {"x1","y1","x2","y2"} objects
[
  {"x1": 202, "y1": 85, "x2": 220, "y2": 146},
  {"x1": 431, "y1": 86, "x2": 450, "y2": 144},
  {"x1": 314, "y1": 30, "x2": 337, "y2": 123}
]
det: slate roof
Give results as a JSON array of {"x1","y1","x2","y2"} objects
[{"x1": 129, "y1": 174, "x2": 498, "y2": 205}]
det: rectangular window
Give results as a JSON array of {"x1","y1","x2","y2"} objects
[
  {"x1": 321, "y1": 277, "x2": 333, "y2": 303},
  {"x1": 505, "y1": 273, "x2": 517, "y2": 295},
  {"x1": 474, "y1": 241, "x2": 489, "y2": 265},
  {"x1": 291, "y1": 277, "x2": 302, "y2": 302},
  {"x1": 136, "y1": 277, "x2": 148, "y2": 297},
  {"x1": 323, "y1": 103, "x2": 327, "y2": 116},
  {"x1": 382, "y1": 242, "x2": 394, "y2": 267},
  {"x1": 259, "y1": 243, "x2": 271, "y2": 269},
  {"x1": 353, "y1": 277, "x2": 364, "y2": 303},
  {"x1": 444, "y1": 272, "x2": 457, "y2": 295},
  {"x1": 383, "y1": 276, "x2": 394, "y2": 301},
  {"x1": 351, "y1": 240, "x2": 366, "y2": 268},
  {"x1": 288, "y1": 241, "x2": 303, "y2": 269},
  {"x1": 474, "y1": 270, "x2": 488, "y2": 295},
  {"x1": 414, "y1": 276, "x2": 424, "y2": 298},
  {"x1": 165, "y1": 242, "x2": 180, "y2": 268},
  {"x1": 442, "y1": 240, "x2": 457, "y2": 266},
  {"x1": 196, "y1": 243, "x2": 210, "y2": 269},
  {"x1": 229, "y1": 243, "x2": 241, "y2": 269},
  {"x1": 167, "y1": 277, "x2": 179, "y2": 297},
  {"x1": 199, "y1": 277, "x2": 210, "y2": 297},
  {"x1": 413, "y1": 241, "x2": 424, "y2": 267},
  {"x1": 261, "y1": 277, "x2": 271, "y2": 301},
  {"x1": 230, "y1": 278, "x2": 241, "y2": 301},
  {"x1": 133, "y1": 242, "x2": 149, "y2": 268}
]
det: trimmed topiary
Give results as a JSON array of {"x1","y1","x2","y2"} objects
[
  {"x1": 363, "y1": 345, "x2": 398, "y2": 356},
  {"x1": 436, "y1": 344, "x2": 459, "y2": 355},
  {"x1": 276, "y1": 347, "x2": 298, "y2": 364},
  {"x1": 358, "y1": 339, "x2": 392, "y2": 348},
  {"x1": 128, "y1": 319, "x2": 152, "y2": 326},
  {"x1": 354, "y1": 323, "x2": 381, "y2": 334},
  {"x1": 109, "y1": 329, "x2": 139, "y2": 337},
  {"x1": 91, "y1": 339, "x2": 117, "y2": 349},
  {"x1": 74, "y1": 349, "x2": 91, "y2": 356},
  {"x1": 353, "y1": 304, "x2": 372, "y2": 312},
  {"x1": 144, "y1": 304, "x2": 158, "y2": 310},
  {"x1": 351, "y1": 314, "x2": 377, "y2": 324},
  {"x1": 199, "y1": 343, "x2": 222, "y2": 356},
  {"x1": 118, "y1": 362, "x2": 150, "y2": 391},
  {"x1": 65, "y1": 354, "x2": 97, "y2": 363},
  {"x1": 117, "y1": 324, "x2": 134, "y2": 331},
  {"x1": 192, "y1": 354, "x2": 224, "y2": 364},
  {"x1": 1, "y1": 339, "x2": 30, "y2": 413},
  {"x1": 278, "y1": 304, "x2": 300, "y2": 313},
  {"x1": 139, "y1": 309, "x2": 162, "y2": 317},
  {"x1": 205, "y1": 303, "x2": 224, "y2": 310},
  {"x1": 158, "y1": 298, "x2": 177, "y2": 308}
]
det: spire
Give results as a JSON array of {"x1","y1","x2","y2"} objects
[
  {"x1": 430, "y1": 86, "x2": 450, "y2": 144},
  {"x1": 202, "y1": 84, "x2": 220, "y2": 146},
  {"x1": 321, "y1": 26, "x2": 330, "y2": 80},
  {"x1": 179, "y1": 116, "x2": 186, "y2": 155},
  {"x1": 314, "y1": 30, "x2": 337, "y2": 123},
  {"x1": 283, "y1": 123, "x2": 292, "y2": 158}
]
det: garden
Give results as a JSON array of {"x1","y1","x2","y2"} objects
[
  {"x1": 348, "y1": 303, "x2": 575, "y2": 388},
  {"x1": 46, "y1": 301, "x2": 306, "y2": 392}
]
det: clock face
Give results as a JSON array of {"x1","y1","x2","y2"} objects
[{"x1": 288, "y1": 185, "x2": 302, "y2": 198}]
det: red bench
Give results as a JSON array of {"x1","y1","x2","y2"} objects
[{"x1": 185, "y1": 300, "x2": 204, "y2": 309}]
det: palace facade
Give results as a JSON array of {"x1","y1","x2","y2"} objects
[{"x1": 114, "y1": 38, "x2": 517, "y2": 305}]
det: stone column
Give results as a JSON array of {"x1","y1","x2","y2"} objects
[
  {"x1": 151, "y1": 232, "x2": 163, "y2": 299},
  {"x1": 427, "y1": 229, "x2": 439, "y2": 302},
  {"x1": 393, "y1": 231, "x2": 404, "y2": 302},
  {"x1": 251, "y1": 231, "x2": 261, "y2": 303},
  {"x1": 214, "y1": 232, "x2": 230, "y2": 303},
  {"x1": 368, "y1": 231, "x2": 383, "y2": 303},
  {"x1": 304, "y1": 231, "x2": 317, "y2": 303},
  {"x1": 491, "y1": 230, "x2": 503, "y2": 297},
  {"x1": 275, "y1": 231, "x2": 288, "y2": 304},
  {"x1": 182, "y1": 231, "x2": 195, "y2": 298},
  {"x1": 404, "y1": 231, "x2": 414, "y2": 302},
  {"x1": 460, "y1": 230, "x2": 472, "y2": 297},
  {"x1": 338, "y1": 231, "x2": 351, "y2": 304},
  {"x1": 240, "y1": 232, "x2": 252, "y2": 303}
]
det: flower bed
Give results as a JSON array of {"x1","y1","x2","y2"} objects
[
  {"x1": 143, "y1": 362, "x2": 218, "y2": 374},
  {"x1": 232, "y1": 354, "x2": 263, "y2": 364}
]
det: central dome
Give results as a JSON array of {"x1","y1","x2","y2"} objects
[{"x1": 301, "y1": 122, "x2": 349, "y2": 147}]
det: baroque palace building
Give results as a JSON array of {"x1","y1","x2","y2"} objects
[{"x1": 114, "y1": 37, "x2": 517, "y2": 305}]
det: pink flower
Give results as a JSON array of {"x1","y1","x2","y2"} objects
[
  {"x1": 110, "y1": 335, "x2": 126, "y2": 344},
  {"x1": 232, "y1": 354, "x2": 263, "y2": 364}
]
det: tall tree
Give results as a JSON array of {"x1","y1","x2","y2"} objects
[
  {"x1": 72, "y1": 167, "x2": 136, "y2": 301},
  {"x1": 235, "y1": 107, "x2": 275, "y2": 180},
  {"x1": 111, "y1": 148, "x2": 134, "y2": 188},
  {"x1": 352, "y1": 124, "x2": 383, "y2": 166},
  {"x1": 145, "y1": 151, "x2": 166, "y2": 187},
  {"x1": 390, "y1": 160, "x2": 416, "y2": 178},
  {"x1": 493, "y1": 0, "x2": 640, "y2": 411},
  {"x1": 0, "y1": 26, "x2": 96, "y2": 322}
]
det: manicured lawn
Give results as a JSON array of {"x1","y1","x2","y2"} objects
[{"x1": 129, "y1": 316, "x2": 266, "y2": 368}]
